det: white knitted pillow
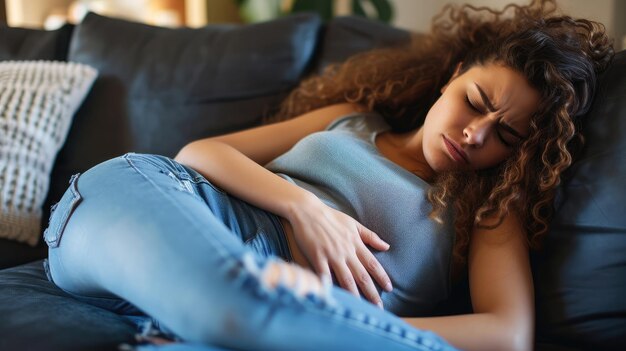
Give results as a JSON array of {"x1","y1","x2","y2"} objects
[{"x1": 0, "y1": 61, "x2": 97, "y2": 245}]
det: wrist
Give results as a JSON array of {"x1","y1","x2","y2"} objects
[{"x1": 283, "y1": 190, "x2": 320, "y2": 224}]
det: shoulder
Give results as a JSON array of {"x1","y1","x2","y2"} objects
[
  {"x1": 325, "y1": 110, "x2": 388, "y2": 133},
  {"x1": 178, "y1": 103, "x2": 368, "y2": 166}
]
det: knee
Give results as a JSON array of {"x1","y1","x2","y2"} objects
[
  {"x1": 183, "y1": 255, "x2": 335, "y2": 345},
  {"x1": 260, "y1": 260, "x2": 329, "y2": 298}
]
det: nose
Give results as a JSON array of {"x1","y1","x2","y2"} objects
[{"x1": 463, "y1": 117, "x2": 493, "y2": 147}]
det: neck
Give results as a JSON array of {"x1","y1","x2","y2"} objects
[{"x1": 387, "y1": 127, "x2": 435, "y2": 182}]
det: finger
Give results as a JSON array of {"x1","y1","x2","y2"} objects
[
  {"x1": 331, "y1": 260, "x2": 360, "y2": 298},
  {"x1": 358, "y1": 225, "x2": 390, "y2": 251},
  {"x1": 347, "y1": 258, "x2": 383, "y2": 308},
  {"x1": 311, "y1": 256, "x2": 332, "y2": 283},
  {"x1": 358, "y1": 248, "x2": 393, "y2": 293}
]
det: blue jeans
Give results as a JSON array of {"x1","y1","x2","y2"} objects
[{"x1": 44, "y1": 153, "x2": 457, "y2": 351}]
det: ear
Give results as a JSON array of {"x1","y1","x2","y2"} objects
[{"x1": 440, "y1": 62, "x2": 463, "y2": 94}]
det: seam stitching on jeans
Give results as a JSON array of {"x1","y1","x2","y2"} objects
[{"x1": 123, "y1": 154, "x2": 233, "y2": 259}]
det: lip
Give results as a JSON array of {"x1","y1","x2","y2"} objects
[{"x1": 442, "y1": 135, "x2": 469, "y2": 164}]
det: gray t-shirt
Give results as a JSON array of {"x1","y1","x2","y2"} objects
[{"x1": 265, "y1": 112, "x2": 455, "y2": 317}]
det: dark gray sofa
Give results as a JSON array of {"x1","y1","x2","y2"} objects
[{"x1": 0, "y1": 12, "x2": 624, "y2": 351}]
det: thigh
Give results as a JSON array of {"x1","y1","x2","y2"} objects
[{"x1": 127, "y1": 153, "x2": 291, "y2": 260}]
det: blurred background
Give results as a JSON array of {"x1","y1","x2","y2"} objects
[{"x1": 0, "y1": 0, "x2": 623, "y2": 49}]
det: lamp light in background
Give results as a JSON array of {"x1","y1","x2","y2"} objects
[
  {"x1": 67, "y1": 1, "x2": 91, "y2": 24},
  {"x1": 148, "y1": 0, "x2": 185, "y2": 27},
  {"x1": 43, "y1": 0, "x2": 124, "y2": 29},
  {"x1": 67, "y1": 0, "x2": 147, "y2": 25},
  {"x1": 235, "y1": 0, "x2": 393, "y2": 23},
  {"x1": 43, "y1": 8, "x2": 67, "y2": 30}
]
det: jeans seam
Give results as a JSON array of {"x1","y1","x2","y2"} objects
[
  {"x1": 130, "y1": 152, "x2": 228, "y2": 195},
  {"x1": 176, "y1": 166, "x2": 227, "y2": 195},
  {"x1": 122, "y1": 153, "x2": 235, "y2": 261},
  {"x1": 322, "y1": 310, "x2": 441, "y2": 350},
  {"x1": 125, "y1": 152, "x2": 169, "y2": 173},
  {"x1": 239, "y1": 255, "x2": 438, "y2": 349},
  {"x1": 265, "y1": 292, "x2": 441, "y2": 350}
]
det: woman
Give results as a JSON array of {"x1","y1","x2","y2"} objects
[{"x1": 43, "y1": 0, "x2": 613, "y2": 350}]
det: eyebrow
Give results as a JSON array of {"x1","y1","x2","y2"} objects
[
  {"x1": 474, "y1": 82, "x2": 497, "y2": 112},
  {"x1": 474, "y1": 82, "x2": 527, "y2": 139}
]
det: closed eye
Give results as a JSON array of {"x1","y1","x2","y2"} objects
[
  {"x1": 497, "y1": 118, "x2": 525, "y2": 147},
  {"x1": 464, "y1": 95, "x2": 480, "y2": 113},
  {"x1": 465, "y1": 95, "x2": 519, "y2": 148},
  {"x1": 496, "y1": 125, "x2": 518, "y2": 147}
]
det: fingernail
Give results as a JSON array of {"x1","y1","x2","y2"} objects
[
  {"x1": 320, "y1": 274, "x2": 332, "y2": 287},
  {"x1": 385, "y1": 282, "x2": 393, "y2": 292},
  {"x1": 377, "y1": 301, "x2": 384, "y2": 309}
]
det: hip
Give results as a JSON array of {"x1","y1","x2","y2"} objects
[{"x1": 279, "y1": 217, "x2": 312, "y2": 271}]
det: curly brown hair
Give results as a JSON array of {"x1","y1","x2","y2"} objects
[{"x1": 268, "y1": 0, "x2": 614, "y2": 264}]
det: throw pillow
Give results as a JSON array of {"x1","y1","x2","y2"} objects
[
  {"x1": 0, "y1": 60, "x2": 97, "y2": 246},
  {"x1": 0, "y1": 23, "x2": 76, "y2": 270}
]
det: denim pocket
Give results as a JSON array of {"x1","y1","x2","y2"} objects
[{"x1": 43, "y1": 173, "x2": 83, "y2": 248}]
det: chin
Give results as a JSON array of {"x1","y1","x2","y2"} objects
[{"x1": 428, "y1": 160, "x2": 453, "y2": 174}]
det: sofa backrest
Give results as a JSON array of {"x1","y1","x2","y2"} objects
[
  {"x1": 531, "y1": 50, "x2": 626, "y2": 350},
  {"x1": 0, "y1": 23, "x2": 73, "y2": 61}
]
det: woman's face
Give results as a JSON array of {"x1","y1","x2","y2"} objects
[{"x1": 421, "y1": 62, "x2": 540, "y2": 172}]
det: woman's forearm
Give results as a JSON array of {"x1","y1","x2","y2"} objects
[
  {"x1": 403, "y1": 313, "x2": 532, "y2": 351},
  {"x1": 174, "y1": 140, "x2": 317, "y2": 221}
]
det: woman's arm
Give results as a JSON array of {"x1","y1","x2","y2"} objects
[
  {"x1": 173, "y1": 103, "x2": 366, "y2": 224},
  {"x1": 403, "y1": 213, "x2": 534, "y2": 351},
  {"x1": 190, "y1": 103, "x2": 365, "y2": 166},
  {"x1": 173, "y1": 103, "x2": 393, "y2": 305}
]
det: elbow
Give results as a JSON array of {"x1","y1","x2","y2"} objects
[
  {"x1": 174, "y1": 140, "x2": 227, "y2": 171},
  {"x1": 175, "y1": 140, "x2": 209, "y2": 165},
  {"x1": 488, "y1": 326, "x2": 532, "y2": 351},
  {"x1": 174, "y1": 142, "x2": 194, "y2": 164},
  {"x1": 507, "y1": 330, "x2": 533, "y2": 351},
  {"x1": 499, "y1": 318, "x2": 534, "y2": 351}
]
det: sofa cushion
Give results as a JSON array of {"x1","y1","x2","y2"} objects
[
  {"x1": 532, "y1": 50, "x2": 626, "y2": 350},
  {"x1": 63, "y1": 11, "x2": 320, "y2": 162},
  {"x1": 0, "y1": 25, "x2": 76, "y2": 269},
  {"x1": 0, "y1": 23, "x2": 73, "y2": 61},
  {"x1": 0, "y1": 259, "x2": 136, "y2": 351},
  {"x1": 41, "y1": 13, "x2": 322, "y2": 242}
]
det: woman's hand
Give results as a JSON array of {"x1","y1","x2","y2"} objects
[{"x1": 286, "y1": 196, "x2": 393, "y2": 308}]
